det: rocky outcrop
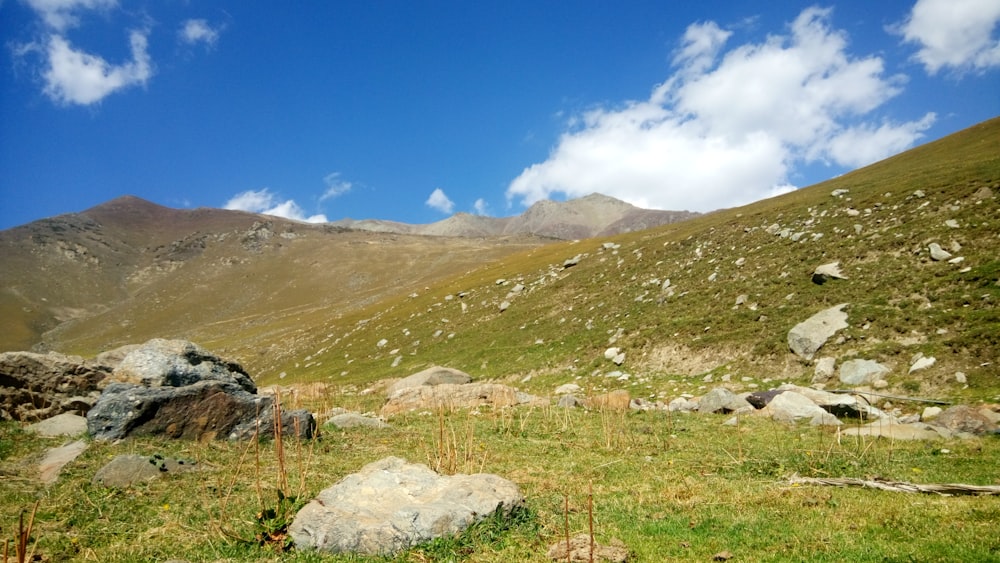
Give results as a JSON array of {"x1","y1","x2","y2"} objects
[
  {"x1": 0, "y1": 350, "x2": 111, "y2": 421},
  {"x1": 290, "y1": 456, "x2": 524, "y2": 555},
  {"x1": 86, "y1": 339, "x2": 314, "y2": 441},
  {"x1": 382, "y1": 382, "x2": 546, "y2": 417},
  {"x1": 787, "y1": 304, "x2": 849, "y2": 360}
]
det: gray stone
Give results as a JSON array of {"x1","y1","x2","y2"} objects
[
  {"x1": 698, "y1": 388, "x2": 753, "y2": 414},
  {"x1": 26, "y1": 412, "x2": 88, "y2": 437},
  {"x1": 841, "y1": 421, "x2": 945, "y2": 441},
  {"x1": 921, "y1": 406, "x2": 943, "y2": 420},
  {"x1": 787, "y1": 304, "x2": 849, "y2": 360},
  {"x1": 111, "y1": 338, "x2": 255, "y2": 393},
  {"x1": 839, "y1": 359, "x2": 890, "y2": 385},
  {"x1": 558, "y1": 394, "x2": 584, "y2": 408},
  {"x1": 909, "y1": 356, "x2": 936, "y2": 373},
  {"x1": 38, "y1": 440, "x2": 87, "y2": 485},
  {"x1": 554, "y1": 383, "x2": 581, "y2": 395},
  {"x1": 326, "y1": 413, "x2": 390, "y2": 429},
  {"x1": 668, "y1": 397, "x2": 696, "y2": 412},
  {"x1": 776, "y1": 384, "x2": 881, "y2": 419},
  {"x1": 87, "y1": 340, "x2": 314, "y2": 441},
  {"x1": 386, "y1": 366, "x2": 473, "y2": 397},
  {"x1": 92, "y1": 454, "x2": 202, "y2": 488},
  {"x1": 931, "y1": 405, "x2": 998, "y2": 435},
  {"x1": 812, "y1": 357, "x2": 836, "y2": 383},
  {"x1": 928, "y1": 243, "x2": 952, "y2": 261},
  {"x1": 290, "y1": 457, "x2": 524, "y2": 555},
  {"x1": 812, "y1": 262, "x2": 847, "y2": 284},
  {"x1": 762, "y1": 391, "x2": 834, "y2": 423}
]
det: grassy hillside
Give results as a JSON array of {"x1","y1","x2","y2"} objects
[{"x1": 255, "y1": 118, "x2": 1000, "y2": 405}]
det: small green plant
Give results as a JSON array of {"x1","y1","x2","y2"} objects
[{"x1": 252, "y1": 489, "x2": 303, "y2": 553}]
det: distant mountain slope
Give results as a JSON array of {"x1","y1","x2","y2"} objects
[{"x1": 330, "y1": 193, "x2": 699, "y2": 239}]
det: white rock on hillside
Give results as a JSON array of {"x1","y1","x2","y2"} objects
[
  {"x1": 839, "y1": 359, "x2": 890, "y2": 385},
  {"x1": 787, "y1": 304, "x2": 849, "y2": 360}
]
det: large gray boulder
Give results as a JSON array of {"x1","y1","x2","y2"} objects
[
  {"x1": 839, "y1": 359, "x2": 890, "y2": 385},
  {"x1": 111, "y1": 338, "x2": 255, "y2": 393},
  {"x1": 697, "y1": 388, "x2": 753, "y2": 414},
  {"x1": 787, "y1": 304, "x2": 849, "y2": 360},
  {"x1": 0, "y1": 350, "x2": 111, "y2": 421},
  {"x1": 761, "y1": 391, "x2": 840, "y2": 425},
  {"x1": 86, "y1": 339, "x2": 313, "y2": 441},
  {"x1": 386, "y1": 366, "x2": 472, "y2": 397},
  {"x1": 290, "y1": 456, "x2": 524, "y2": 555}
]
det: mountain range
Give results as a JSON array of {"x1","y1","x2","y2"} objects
[{"x1": 1, "y1": 117, "x2": 997, "y2": 402}]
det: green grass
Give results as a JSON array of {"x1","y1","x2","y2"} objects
[{"x1": 3, "y1": 399, "x2": 999, "y2": 562}]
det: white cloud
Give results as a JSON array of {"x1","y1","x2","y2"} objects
[
  {"x1": 224, "y1": 188, "x2": 327, "y2": 223},
  {"x1": 42, "y1": 31, "x2": 153, "y2": 106},
  {"x1": 179, "y1": 19, "x2": 221, "y2": 47},
  {"x1": 425, "y1": 188, "x2": 455, "y2": 214},
  {"x1": 897, "y1": 0, "x2": 1000, "y2": 74},
  {"x1": 24, "y1": 0, "x2": 117, "y2": 31},
  {"x1": 320, "y1": 172, "x2": 352, "y2": 201},
  {"x1": 507, "y1": 7, "x2": 935, "y2": 213},
  {"x1": 473, "y1": 198, "x2": 490, "y2": 216}
]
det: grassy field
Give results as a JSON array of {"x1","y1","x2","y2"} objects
[{"x1": 2, "y1": 386, "x2": 999, "y2": 562}]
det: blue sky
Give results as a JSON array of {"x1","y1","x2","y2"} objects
[{"x1": 1, "y1": 1, "x2": 998, "y2": 230}]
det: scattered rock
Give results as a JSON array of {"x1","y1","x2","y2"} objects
[
  {"x1": 812, "y1": 357, "x2": 836, "y2": 383},
  {"x1": 931, "y1": 405, "x2": 998, "y2": 435},
  {"x1": 386, "y1": 366, "x2": 472, "y2": 397},
  {"x1": 745, "y1": 389, "x2": 784, "y2": 409},
  {"x1": 564, "y1": 255, "x2": 582, "y2": 268},
  {"x1": 698, "y1": 388, "x2": 753, "y2": 414},
  {"x1": 38, "y1": 440, "x2": 87, "y2": 485},
  {"x1": 831, "y1": 189, "x2": 849, "y2": 197},
  {"x1": 546, "y1": 534, "x2": 630, "y2": 562},
  {"x1": 0, "y1": 350, "x2": 111, "y2": 421},
  {"x1": 928, "y1": 243, "x2": 952, "y2": 261},
  {"x1": 841, "y1": 421, "x2": 945, "y2": 441},
  {"x1": 326, "y1": 413, "x2": 390, "y2": 429},
  {"x1": 839, "y1": 359, "x2": 890, "y2": 386},
  {"x1": 921, "y1": 406, "x2": 942, "y2": 421},
  {"x1": 776, "y1": 384, "x2": 880, "y2": 419},
  {"x1": 955, "y1": 372, "x2": 967, "y2": 384},
  {"x1": 26, "y1": 412, "x2": 88, "y2": 437},
  {"x1": 668, "y1": 397, "x2": 697, "y2": 412},
  {"x1": 499, "y1": 300, "x2": 511, "y2": 312},
  {"x1": 290, "y1": 456, "x2": 524, "y2": 555},
  {"x1": 944, "y1": 219, "x2": 960, "y2": 229},
  {"x1": 909, "y1": 356, "x2": 936, "y2": 373},
  {"x1": 382, "y1": 382, "x2": 546, "y2": 416},
  {"x1": 92, "y1": 454, "x2": 202, "y2": 488},
  {"x1": 812, "y1": 262, "x2": 847, "y2": 284},
  {"x1": 558, "y1": 395, "x2": 584, "y2": 408},
  {"x1": 555, "y1": 383, "x2": 582, "y2": 395},
  {"x1": 110, "y1": 338, "x2": 255, "y2": 393},
  {"x1": 787, "y1": 304, "x2": 849, "y2": 360},
  {"x1": 761, "y1": 391, "x2": 838, "y2": 425}
]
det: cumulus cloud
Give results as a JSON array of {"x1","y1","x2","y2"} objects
[
  {"x1": 896, "y1": 0, "x2": 1000, "y2": 74},
  {"x1": 224, "y1": 188, "x2": 327, "y2": 223},
  {"x1": 473, "y1": 198, "x2": 490, "y2": 216},
  {"x1": 507, "y1": 7, "x2": 935, "y2": 213},
  {"x1": 320, "y1": 172, "x2": 352, "y2": 201},
  {"x1": 425, "y1": 188, "x2": 455, "y2": 214},
  {"x1": 42, "y1": 31, "x2": 152, "y2": 106},
  {"x1": 24, "y1": 0, "x2": 117, "y2": 31},
  {"x1": 179, "y1": 19, "x2": 222, "y2": 47}
]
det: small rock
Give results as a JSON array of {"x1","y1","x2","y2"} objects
[
  {"x1": 788, "y1": 304, "x2": 849, "y2": 360},
  {"x1": 499, "y1": 300, "x2": 511, "y2": 312},
  {"x1": 955, "y1": 372, "x2": 967, "y2": 384},
  {"x1": 604, "y1": 347, "x2": 621, "y2": 360},
  {"x1": 812, "y1": 262, "x2": 847, "y2": 285},
  {"x1": 932, "y1": 405, "x2": 998, "y2": 435},
  {"x1": 928, "y1": 243, "x2": 952, "y2": 261},
  {"x1": 698, "y1": 388, "x2": 753, "y2": 414},
  {"x1": 831, "y1": 189, "x2": 849, "y2": 197},
  {"x1": 27, "y1": 412, "x2": 88, "y2": 437},
  {"x1": 325, "y1": 413, "x2": 390, "y2": 429},
  {"x1": 922, "y1": 406, "x2": 943, "y2": 421},
  {"x1": 944, "y1": 219, "x2": 960, "y2": 228},
  {"x1": 713, "y1": 550, "x2": 734, "y2": 561},
  {"x1": 558, "y1": 395, "x2": 584, "y2": 409},
  {"x1": 38, "y1": 440, "x2": 87, "y2": 485},
  {"x1": 812, "y1": 357, "x2": 836, "y2": 383},
  {"x1": 909, "y1": 356, "x2": 936, "y2": 374},
  {"x1": 555, "y1": 383, "x2": 582, "y2": 395},
  {"x1": 92, "y1": 454, "x2": 201, "y2": 488}
]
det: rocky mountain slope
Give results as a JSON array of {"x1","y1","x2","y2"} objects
[
  {"x1": 330, "y1": 193, "x2": 698, "y2": 238},
  {"x1": 1, "y1": 118, "x2": 998, "y2": 405}
]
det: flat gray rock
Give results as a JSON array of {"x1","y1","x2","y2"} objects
[
  {"x1": 38, "y1": 439, "x2": 88, "y2": 485},
  {"x1": 326, "y1": 413, "x2": 390, "y2": 429},
  {"x1": 290, "y1": 456, "x2": 524, "y2": 555},
  {"x1": 27, "y1": 412, "x2": 88, "y2": 437},
  {"x1": 92, "y1": 454, "x2": 203, "y2": 488},
  {"x1": 386, "y1": 366, "x2": 473, "y2": 397},
  {"x1": 787, "y1": 304, "x2": 849, "y2": 360},
  {"x1": 839, "y1": 359, "x2": 890, "y2": 385}
]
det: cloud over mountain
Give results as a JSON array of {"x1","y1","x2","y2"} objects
[{"x1": 506, "y1": 7, "x2": 936, "y2": 213}]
